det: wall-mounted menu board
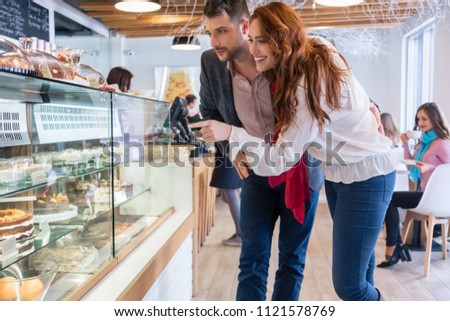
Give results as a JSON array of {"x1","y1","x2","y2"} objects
[{"x1": 0, "y1": 0, "x2": 49, "y2": 41}]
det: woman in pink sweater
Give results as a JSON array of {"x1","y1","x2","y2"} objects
[{"x1": 378, "y1": 102, "x2": 450, "y2": 268}]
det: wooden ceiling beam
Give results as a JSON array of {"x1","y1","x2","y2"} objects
[
  {"x1": 305, "y1": 19, "x2": 406, "y2": 29},
  {"x1": 76, "y1": 0, "x2": 425, "y2": 38},
  {"x1": 116, "y1": 24, "x2": 203, "y2": 33},
  {"x1": 79, "y1": 1, "x2": 205, "y2": 11},
  {"x1": 102, "y1": 15, "x2": 202, "y2": 27}
]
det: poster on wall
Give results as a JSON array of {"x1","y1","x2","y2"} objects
[{"x1": 154, "y1": 66, "x2": 200, "y2": 103}]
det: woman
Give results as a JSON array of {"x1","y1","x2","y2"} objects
[
  {"x1": 107, "y1": 66, "x2": 133, "y2": 93},
  {"x1": 192, "y1": 2, "x2": 397, "y2": 300},
  {"x1": 378, "y1": 102, "x2": 450, "y2": 268},
  {"x1": 381, "y1": 112, "x2": 401, "y2": 146},
  {"x1": 210, "y1": 144, "x2": 243, "y2": 247}
]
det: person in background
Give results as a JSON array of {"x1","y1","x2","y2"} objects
[
  {"x1": 184, "y1": 94, "x2": 242, "y2": 246},
  {"x1": 369, "y1": 100, "x2": 385, "y2": 135},
  {"x1": 185, "y1": 94, "x2": 203, "y2": 123},
  {"x1": 381, "y1": 112, "x2": 401, "y2": 146},
  {"x1": 377, "y1": 102, "x2": 450, "y2": 268},
  {"x1": 107, "y1": 67, "x2": 133, "y2": 93},
  {"x1": 210, "y1": 144, "x2": 243, "y2": 246},
  {"x1": 194, "y1": 2, "x2": 397, "y2": 300},
  {"x1": 198, "y1": 0, "x2": 323, "y2": 301}
]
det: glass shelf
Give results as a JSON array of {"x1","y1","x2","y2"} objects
[
  {"x1": 0, "y1": 226, "x2": 75, "y2": 270},
  {"x1": 0, "y1": 70, "x2": 173, "y2": 300},
  {"x1": 0, "y1": 166, "x2": 110, "y2": 198}
]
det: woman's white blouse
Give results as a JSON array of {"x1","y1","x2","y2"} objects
[{"x1": 229, "y1": 55, "x2": 397, "y2": 183}]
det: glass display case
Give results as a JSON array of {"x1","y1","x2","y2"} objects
[{"x1": 0, "y1": 70, "x2": 172, "y2": 300}]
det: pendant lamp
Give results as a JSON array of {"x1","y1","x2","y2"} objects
[
  {"x1": 171, "y1": 36, "x2": 201, "y2": 51},
  {"x1": 115, "y1": 0, "x2": 161, "y2": 13}
]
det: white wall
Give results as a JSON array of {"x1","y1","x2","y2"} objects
[
  {"x1": 433, "y1": 17, "x2": 450, "y2": 118},
  {"x1": 341, "y1": 28, "x2": 403, "y2": 123}
]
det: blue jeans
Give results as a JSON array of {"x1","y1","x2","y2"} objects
[
  {"x1": 236, "y1": 173, "x2": 319, "y2": 301},
  {"x1": 325, "y1": 171, "x2": 395, "y2": 301}
]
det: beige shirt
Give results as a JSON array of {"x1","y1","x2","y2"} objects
[{"x1": 227, "y1": 61, "x2": 274, "y2": 140}]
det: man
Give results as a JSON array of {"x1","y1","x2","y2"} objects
[{"x1": 198, "y1": 0, "x2": 323, "y2": 301}]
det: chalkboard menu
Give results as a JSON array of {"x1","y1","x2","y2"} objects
[{"x1": 0, "y1": 0, "x2": 49, "y2": 41}]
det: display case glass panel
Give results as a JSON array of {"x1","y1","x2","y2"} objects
[{"x1": 0, "y1": 71, "x2": 172, "y2": 300}]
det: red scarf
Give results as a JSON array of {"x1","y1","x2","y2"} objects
[{"x1": 268, "y1": 81, "x2": 310, "y2": 224}]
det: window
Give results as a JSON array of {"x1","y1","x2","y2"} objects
[{"x1": 401, "y1": 18, "x2": 435, "y2": 131}]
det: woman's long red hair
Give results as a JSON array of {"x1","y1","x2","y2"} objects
[{"x1": 251, "y1": 2, "x2": 350, "y2": 133}]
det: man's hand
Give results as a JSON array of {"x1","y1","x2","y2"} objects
[
  {"x1": 189, "y1": 120, "x2": 232, "y2": 142},
  {"x1": 233, "y1": 151, "x2": 250, "y2": 179}
]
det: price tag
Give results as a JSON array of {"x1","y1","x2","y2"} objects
[
  {"x1": 0, "y1": 237, "x2": 18, "y2": 267},
  {"x1": 86, "y1": 74, "x2": 99, "y2": 88},
  {"x1": 39, "y1": 63, "x2": 53, "y2": 79},
  {"x1": 36, "y1": 221, "x2": 51, "y2": 246},
  {"x1": 114, "y1": 190, "x2": 127, "y2": 204},
  {"x1": 30, "y1": 170, "x2": 47, "y2": 185}
]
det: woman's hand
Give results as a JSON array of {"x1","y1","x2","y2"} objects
[
  {"x1": 188, "y1": 120, "x2": 232, "y2": 142},
  {"x1": 400, "y1": 132, "x2": 409, "y2": 144},
  {"x1": 415, "y1": 161, "x2": 432, "y2": 174},
  {"x1": 233, "y1": 151, "x2": 250, "y2": 179}
]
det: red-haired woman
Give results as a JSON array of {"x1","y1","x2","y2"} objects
[{"x1": 192, "y1": 2, "x2": 397, "y2": 301}]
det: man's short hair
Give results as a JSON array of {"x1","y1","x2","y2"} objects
[{"x1": 204, "y1": 0, "x2": 250, "y2": 23}]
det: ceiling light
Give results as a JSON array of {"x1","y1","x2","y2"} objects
[
  {"x1": 315, "y1": 0, "x2": 363, "y2": 7},
  {"x1": 114, "y1": 0, "x2": 161, "y2": 13},
  {"x1": 171, "y1": 36, "x2": 201, "y2": 51}
]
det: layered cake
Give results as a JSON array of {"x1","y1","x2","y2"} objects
[{"x1": 0, "y1": 209, "x2": 34, "y2": 256}]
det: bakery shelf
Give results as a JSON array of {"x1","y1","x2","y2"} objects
[
  {"x1": 0, "y1": 70, "x2": 174, "y2": 301},
  {"x1": 0, "y1": 225, "x2": 75, "y2": 270},
  {"x1": 0, "y1": 166, "x2": 110, "y2": 198}
]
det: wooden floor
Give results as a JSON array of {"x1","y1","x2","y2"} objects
[{"x1": 193, "y1": 195, "x2": 450, "y2": 301}]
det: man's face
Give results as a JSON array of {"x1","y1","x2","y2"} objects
[{"x1": 204, "y1": 12, "x2": 249, "y2": 62}]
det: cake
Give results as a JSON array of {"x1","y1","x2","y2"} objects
[
  {"x1": 34, "y1": 193, "x2": 70, "y2": 214},
  {"x1": 0, "y1": 159, "x2": 27, "y2": 185},
  {"x1": 99, "y1": 179, "x2": 133, "y2": 199},
  {"x1": 0, "y1": 209, "x2": 34, "y2": 256},
  {"x1": 33, "y1": 193, "x2": 78, "y2": 223},
  {"x1": 32, "y1": 245, "x2": 98, "y2": 273}
]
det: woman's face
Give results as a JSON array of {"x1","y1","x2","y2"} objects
[
  {"x1": 248, "y1": 19, "x2": 275, "y2": 72},
  {"x1": 417, "y1": 109, "x2": 434, "y2": 132}
]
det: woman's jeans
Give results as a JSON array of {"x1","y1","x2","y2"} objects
[
  {"x1": 325, "y1": 171, "x2": 395, "y2": 301},
  {"x1": 237, "y1": 173, "x2": 319, "y2": 301}
]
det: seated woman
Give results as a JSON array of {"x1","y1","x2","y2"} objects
[{"x1": 378, "y1": 102, "x2": 450, "y2": 267}]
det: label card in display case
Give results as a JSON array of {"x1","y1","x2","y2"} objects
[
  {"x1": 33, "y1": 104, "x2": 122, "y2": 144},
  {"x1": 0, "y1": 103, "x2": 31, "y2": 147},
  {"x1": 0, "y1": 237, "x2": 18, "y2": 267}
]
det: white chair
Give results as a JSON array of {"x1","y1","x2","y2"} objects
[{"x1": 401, "y1": 163, "x2": 450, "y2": 277}]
